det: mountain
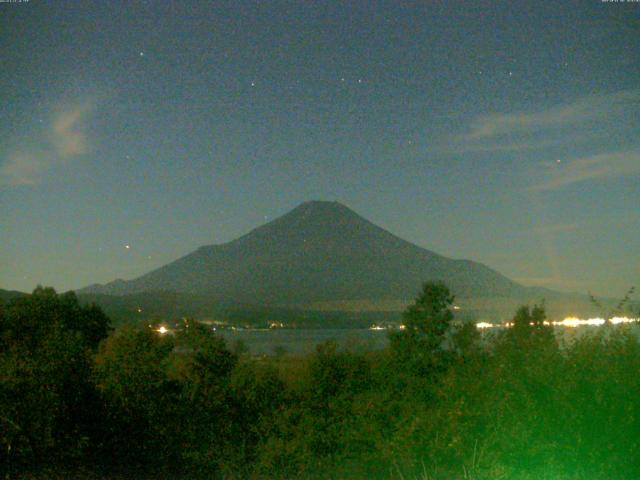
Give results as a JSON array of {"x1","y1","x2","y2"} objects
[
  {"x1": 0, "y1": 288, "x2": 28, "y2": 304},
  {"x1": 80, "y1": 201, "x2": 552, "y2": 309}
]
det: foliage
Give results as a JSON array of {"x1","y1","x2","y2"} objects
[
  {"x1": 93, "y1": 324, "x2": 180, "y2": 471},
  {"x1": 2, "y1": 285, "x2": 640, "y2": 479},
  {"x1": 0, "y1": 287, "x2": 111, "y2": 475},
  {"x1": 389, "y1": 281, "x2": 457, "y2": 377}
]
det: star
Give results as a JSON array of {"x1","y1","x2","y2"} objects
[
  {"x1": 139, "y1": 51, "x2": 144, "y2": 57},
  {"x1": 125, "y1": 244, "x2": 131, "y2": 250},
  {"x1": 508, "y1": 71, "x2": 513, "y2": 77},
  {"x1": 250, "y1": 81, "x2": 256, "y2": 87}
]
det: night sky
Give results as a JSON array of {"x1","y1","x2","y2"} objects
[{"x1": 1, "y1": 1, "x2": 638, "y2": 298}]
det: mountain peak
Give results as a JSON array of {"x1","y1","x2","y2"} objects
[
  {"x1": 300, "y1": 199, "x2": 342, "y2": 207},
  {"x1": 289, "y1": 200, "x2": 356, "y2": 217},
  {"x1": 286, "y1": 200, "x2": 372, "y2": 223},
  {"x1": 240, "y1": 200, "x2": 379, "y2": 246}
]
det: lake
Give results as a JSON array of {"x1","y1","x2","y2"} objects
[{"x1": 217, "y1": 323, "x2": 640, "y2": 355}]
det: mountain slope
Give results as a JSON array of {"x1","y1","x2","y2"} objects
[
  {"x1": 79, "y1": 201, "x2": 534, "y2": 305},
  {"x1": 0, "y1": 288, "x2": 29, "y2": 304}
]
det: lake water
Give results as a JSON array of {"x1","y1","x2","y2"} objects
[{"x1": 218, "y1": 324, "x2": 640, "y2": 355}]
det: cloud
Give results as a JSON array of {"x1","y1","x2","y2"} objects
[
  {"x1": 529, "y1": 149, "x2": 640, "y2": 192},
  {"x1": 464, "y1": 90, "x2": 639, "y2": 141},
  {"x1": 0, "y1": 152, "x2": 47, "y2": 186},
  {"x1": 435, "y1": 90, "x2": 639, "y2": 155},
  {"x1": 51, "y1": 103, "x2": 92, "y2": 157},
  {"x1": 1, "y1": 102, "x2": 93, "y2": 187}
]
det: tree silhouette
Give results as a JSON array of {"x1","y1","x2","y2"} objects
[
  {"x1": 390, "y1": 281, "x2": 455, "y2": 376},
  {"x1": 0, "y1": 287, "x2": 111, "y2": 474}
]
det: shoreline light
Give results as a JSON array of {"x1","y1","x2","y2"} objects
[
  {"x1": 475, "y1": 316, "x2": 638, "y2": 329},
  {"x1": 476, "y1": 322, "x2": 494, "y2": 329}
]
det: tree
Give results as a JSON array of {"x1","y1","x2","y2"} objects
[
  {"x1": 309, "y1": 341, "x2": 371, "y2": 401},
  {"x1": 0, "y1": 286, "x2": 110, "y2": 352},
  {"x1": 170, "y1": 321, "x2": 239, "y2": 474},
  {"x1": 389, "y1": 281, "x2": 456, "y2": 376},
  {"x1": 503, "y1": 303, "x2": 555, "y2": 350},
  {"x1": 451, "y1": 320, "x2": 482, "y2": 358},
  {"x1": 0, "y1": 287, "x2": 111, "y2": 475},
  {"x1": 93, "y1": 324, "x2": 180, "y2": 471},
  {"x1": 590, "y1": 286, "x2": 637, "y2": 321}
]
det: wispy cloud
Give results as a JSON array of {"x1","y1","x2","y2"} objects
[
  {"x1": 464, "y1": 90, "x2": 639, "y2": 141},
  {"x1": 437, "y1": 90, "x2": 639, "y2": 154},
  {"x1": 51, "y1": 104, "x2": 92, "y2": 157},
  {"x1": 0, "y1": 152, "x2": 47, "y2": 186},
  {"x1": 1, "y1": 101, "x2": 93, "y2": 186},
  {"x1": 529, "y1": 149, "x2": 640, "y2": 192}
]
